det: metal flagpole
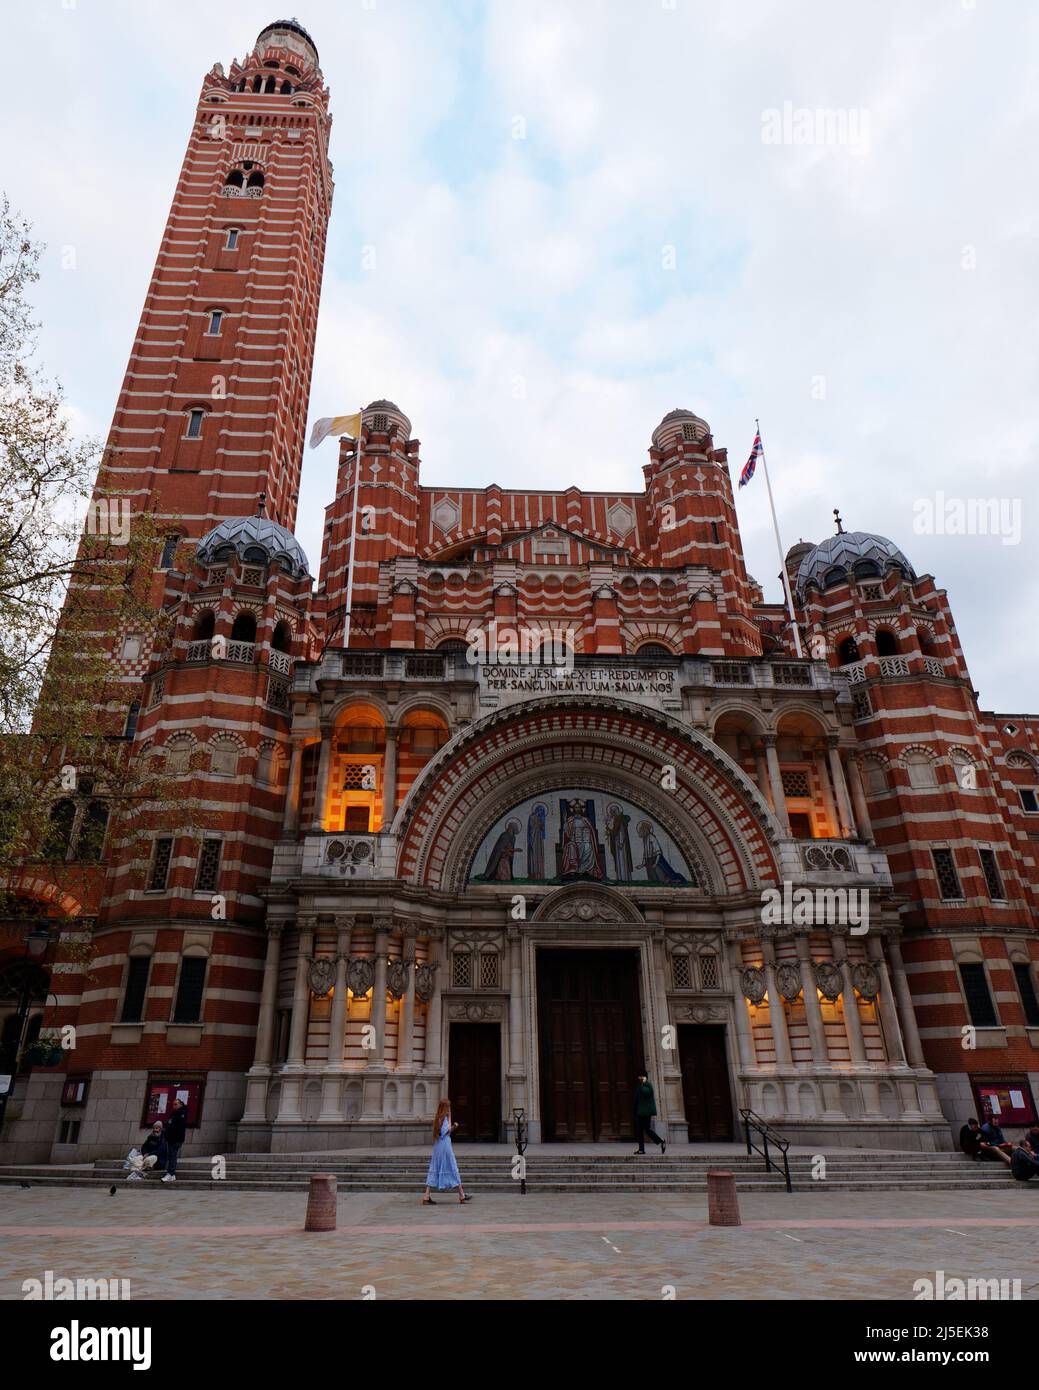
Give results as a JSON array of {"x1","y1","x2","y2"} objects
[
  {"x1": 756, "y1": 418, "x2": 804, "y2": 659},
  {"x1": 342, "y1": 416, "x2": 362, "y2": 650}
]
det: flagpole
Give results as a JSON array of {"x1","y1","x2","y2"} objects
[
  {"x1": 757, "y1": 418, "x2": 804, "y2": 659},
  {"x1": 342, "y1": 414, "x2": 362, "y2": 650}
]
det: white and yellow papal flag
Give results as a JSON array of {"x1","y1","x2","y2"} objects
[{"x1": 309, "y1": 411, "x2": 363, "y2": 449}]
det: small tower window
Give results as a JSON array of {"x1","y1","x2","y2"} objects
[
  {"x1": 224, "y1": 169, "x2": 244, "y2": 190},
  {"x1": 159, "y1": 535, "x2": 179, "y2": 569},
  {"x1": 837, "y1": 635, "x2": 860, "y2": 664},
  {"x1": 124, "y1": 700, "x2": 141, "y2": 740},
  {"x1": 272, "y1": 621, "x2": 292, "y2": 653},
  {"x1": 185, "y1": 409, "x2": 205, "y2": 439},
  {"x1": 193, "y1": 610, "x2": 215, "y2": 641},
  {"x1": 875, "y1": 629, "x2": 898, "y2": 656},
  {"x1": 230, "y1": 612, "x2": 257, "y2": 643},
  {"x1": 225, "y1": 228, "x2": 239, "y2": 250},
  {"x1": 206, "y1": 310, "x2": 223, "y2": 335},
  {"x1": 264, "y1": 76, "x2": 277, "y2": 94},
  {"x1": 280, "y1": 80, "x2": 293, "y2": 94},
  {"x1": 252, "y1": 75, "x2": 263, "y2": 93}
]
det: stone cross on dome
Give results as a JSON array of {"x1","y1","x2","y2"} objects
[{"x1": 833, "y1": 508, "x2": 845, "y2": 535}]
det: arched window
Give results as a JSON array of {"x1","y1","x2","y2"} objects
[
  {"x1": 264, "y1": 76, "x2": 277, "y2": 94},
  {"x1": 210, "y1": 740, "x2": 239, "y2": 778},
  {"x1": 905, "y1": 751, "x2": 938, "y2": 789},
  {"x1": 853, "y1": 559, "x2": 880, "y2": 579},
  {"x1": 837, "y1": 635, "x2": 860, "y2": 664},
  {"x1": 280, "y1": 80, "x2": 293, "y2": 94},
  {"x1": 45, "y1": 800, "x2": 76, "y2": 860},
  {"x1": 824, "y1": 566, "x2": 847, "y2": 589},
  {"x1": 77, "y1": 802, "x2": 109, "y2": 863},
  {"x1": 193, "y1": 611, "x2": 215, "y2": 641},
  {"x1": 205, "y1": 309, "x2": 223, "y2": 336},
  {"x1": 917, "y1": 627, "x2": 934, "y2": 655},
  {"x1": 166, "y1": 735, "x2": 195, "y2": 775},
  {"x1": 252, "y1": 75, "x2": 263, "y2": 93},
  {"x1": 246, "y1": 171, "x2": 265, "y2": 190},
  {"x1": 272, "y1": 621, "x2": 292, "y2": 653},
  {"x1": 185, "y1": 408, "x2": 205, "y2": 440},
  {"x1": 230, "y1": 612, "x2": 257, "y2": 643},
  {"x1": 636, "y1": 642, "x2": 673, "y2": 659},
  {"x1": 225, "y1": 169, "x2": 244, "y2": 189},
  {"x1": 875, "y1": 629, "x2": 899, "y2": 656},
  {"x1": 225, "y1": 228, "x2": 239, "y2": 250}
]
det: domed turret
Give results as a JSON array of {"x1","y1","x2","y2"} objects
[
  {"x1": 651, "y1": 408, "x2": 712, "y2": 452},
  {"x1": 256, "y1": 18, "x2": 320, "y2": 67},
  {"x1": 196, "y1": 514, "x2": 310, "y2": 579},
  {"x1": 364, "y1": 399, "x2": 412, "y2": 440},
  {"x1": 795, "y1": 530, "x2": 915, "y2": 600}
]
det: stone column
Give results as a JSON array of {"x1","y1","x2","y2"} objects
[
  {"x1": 242, "y1": 921, "x2": 284, "y2": 1122},
  {"x1": 827, "y1": 738, "x2": 856, "y2": 840},
  {"x1": 282, "y1": 740, "x2": 304, "y2": 835},
  {"x1": 277, "y1": 916, "x2": 314, "y2": 1123},
  {"x1": 867, "y1": 935, "x2": 906, "y2": 1065},
  {"x1": 795, "y1": 933, "x2": 830, "y2": 1064},
  {"x1": 886, "y1": 935, "x2": 926, "y2": 1068},
  {"x1": 833, "y1": 935, "x2": 882, "y2": 1117},
  {"x1": 362, "y1": 920, "x2": 391, "y2": 1119},
  {"x1": 425, "y1": 933, "x2": 445, "y2": 1073},
  {"x1": 398, "y1": 928, "x2": 417, "y2": 1070},
  {"x1": 753, "y1": 741, "x2": 774, "y2": 811},
  {"x1": 506, "y1": 926, "x2": 525, "y2": 1082},
  {"x1": 761, "y1": 939, "x2": 793, "y2": 1065},
  {"x1": 318, "y1": 915, "x2": 353, "y2": 1122},
  {"x1": 815, "y1": 742, "x2": 840, "y2": 835},
  {"x1": 846, "y1": 755, "x2": 874, "y2": 843},
  {"x1": 764, "y1": 736, "x2": 791, "y2": 834},
  {"x1": 383, "y1": 725, "x2": 399, "y2": 823},
  {"x1": 310, "y1": 725, "x2": 333, "y2": 831}
]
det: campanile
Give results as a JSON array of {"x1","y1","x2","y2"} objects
[{"x1": 104, "y1": 19, "x2": 332, "y2": 540}]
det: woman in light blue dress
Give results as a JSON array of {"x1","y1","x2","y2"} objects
[{"x1": 423, "y1": 1099, "x2": 472, "y2": 1205}]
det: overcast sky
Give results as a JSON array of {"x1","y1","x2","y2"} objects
[{"x1": 3, "y1": 1, "x2": 1037, "y2": 712}]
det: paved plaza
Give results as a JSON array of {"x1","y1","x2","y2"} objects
[{"x1": 1, "y1": 1184, "x2": 1037, "y2": 1300}]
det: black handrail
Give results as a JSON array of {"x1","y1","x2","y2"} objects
[{"x1": 739, "y1": 1108, "x2": 793, "y2": 1193}]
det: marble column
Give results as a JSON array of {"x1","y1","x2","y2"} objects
[
  {"x1": 867, "y1": 935, "x2": 906, "y2": 1065},
  {"x1": 318, "y1": 915, "x2": 353, "y2": 1122},
  {"x1": 282, "y1": 740, "x2": 304, "y2": 835},
  {"x1": 764, "y1": 736, "x2": 791, "y2": 834},
  {"x1": 827, "y1": 738, "x2": 856, "y2": 840},
  {"x1": 398, "y1": 929, "x2": 417, "y2": 1070},
  {"x1": 310, "y1": 726, "x2": 333, "y2": 831},
  {"x1": 242, "y1": 922, "x2": 284, "y2": 1122},
  {"x1": 362, "y1": 920, "x2": 391, "y2": 1118},
  {"x1": 754, "y1": 741, "x2": 775, "y2": 811},
  {"x1": 276, "y1": 916, "x2": 314, "y2": 1122},
  {"x1": 761, "y1": 940, "x2": 793, "y2": 1066},
  {"x1": 795, "y1": 933, "x2": 830, "y2": 1064},
  {"x1": 425, "y1": 934, "x2": 445, "y2": 1073},
  {"x1": 815, "y1": 742, "x2": 840, "y2": 835},
  {"x1": 886, "y1": 935, "x2": 926, "y2": 1068},
  {"x1": 506, "y1": 927, "x2": 525, "y2": 1083},
  {"x1": 845, "y1": 756, "x2": 874, "y2": 843},
  {"x1": 383, "y1": 725, "x2": 399, "y2": 823}
]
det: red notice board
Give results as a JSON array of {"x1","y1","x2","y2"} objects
[
  {"x1": 972, "y1": 1076, "x2": 1037, "y2": 1128},
  {"x1": 142, "y1": 1075, "x2": 206, "y2": 1128}
]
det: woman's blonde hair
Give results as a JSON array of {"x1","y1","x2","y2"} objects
[{"x1": 432, "y1": 1098, "x2": 451, "y2": 1141}]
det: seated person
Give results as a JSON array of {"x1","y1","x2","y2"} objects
[
  {"x1": 123, "y1": 1123, "x2": 167, "y2": 1181},
  {"x1": 979, "y1": 1117, "x2": 1013, "y2": 1160},
  {"x1": 1010, "y1": 1137, "x2": 1039, "y2": 1183},
  {"x1": 959, "y1": 1117, "x2": 984, "y2": 1158}
]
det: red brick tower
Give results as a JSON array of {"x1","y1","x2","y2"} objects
[{"x1": 0, "y1": 22, "x2": 333, "y2": 1160}]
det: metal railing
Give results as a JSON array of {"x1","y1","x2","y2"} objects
[{"x1": 739, "y1": 1108, "x2": 792, "y2": 1192}]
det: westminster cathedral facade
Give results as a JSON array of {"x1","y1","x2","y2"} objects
[{"x1": 3, "y1": 20, "x2": 1038, "y2": 1162}]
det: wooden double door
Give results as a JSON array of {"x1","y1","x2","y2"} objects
[
  {"x1": 677, "y1": 1024, "x2": 734, "y2": 1141},
  {"x1": 538, "y1": 949, "x2": 642, "y2": 1141},
  {"x1": 448, "y1": 1023, "x2": 501, "y2": 1142}
]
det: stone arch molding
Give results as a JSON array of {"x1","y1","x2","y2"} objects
[
  {"x1": 393, "y1": 694, "x2": 784, "y2": 892},
  {"x1": 530, "y1": 883, "x2": 645, "y2": 925}
]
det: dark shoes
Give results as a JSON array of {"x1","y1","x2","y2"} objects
[{"x1": 660, "y1": 1141, "x2": 667, "y2": 1155}]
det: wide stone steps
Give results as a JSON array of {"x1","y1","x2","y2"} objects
[{"x1": 0, "y1": 1151, "x2": 1016, "y2": 1195}]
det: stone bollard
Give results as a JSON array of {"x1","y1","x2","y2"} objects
[
  {"x1": 304, "y1": 1173, "x2": 338, "y2": 1231},
  {"x1": 706, "y1": 1169, "x2": 741, "y2": 1227}
]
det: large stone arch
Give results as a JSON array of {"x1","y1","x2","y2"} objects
[{"x1": 394, "y1": 695, "x2": 783, "y2": 892}]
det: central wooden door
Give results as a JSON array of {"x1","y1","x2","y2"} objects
[
  {"x1": 448, "y1": 1023, "x2": 501, "y2": 1142},
  {"x1": 677, "y1": 1024, "x2": 734, "y2": 1141},
  {"x1": 537, "y1": 950, "x2": 642, "y2": 1141}
]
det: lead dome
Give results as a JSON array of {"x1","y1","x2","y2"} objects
[
  {"x1": 795, "y1": 530, "x2": 916, "y2": 600},
  {"x1": 195, "y1": 514, "x2": 310, "y2": 578}
]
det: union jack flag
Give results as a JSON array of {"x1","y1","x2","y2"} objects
[{"x1": 739, "y1": 431, "x2": 762, "y2": 488}]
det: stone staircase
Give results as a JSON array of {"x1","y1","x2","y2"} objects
[{"x1": 0, "y1": 1150, "x2": 1020, "y2": 1195}]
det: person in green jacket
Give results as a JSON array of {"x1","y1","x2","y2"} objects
[{"x1": 633, "y1": 1072, "x2": 666, "y2": 1155}]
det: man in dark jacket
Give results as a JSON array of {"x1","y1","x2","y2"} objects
[
  {"x1": 1010, "y1": 1137, "x2": 1039, "y2": 1183},
  {"x1": 959, "y1": 1117, "x2": 984, "y2": 1159},
  {"x1": 161, "y1": 1098, "x2": 188, "y2": 1183},
  {"x1": 633, "y1": 1072, "x2": 666, "y2": 1156}
]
